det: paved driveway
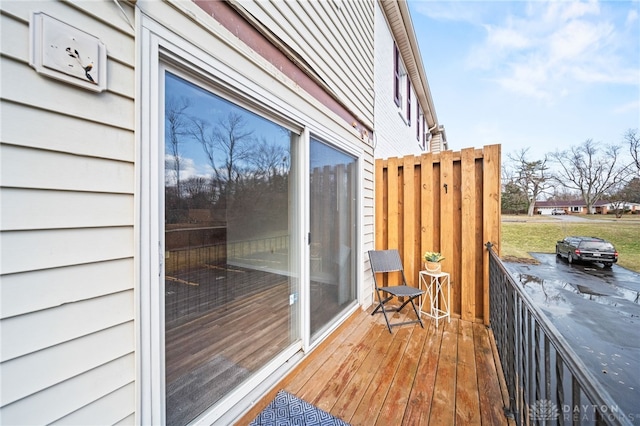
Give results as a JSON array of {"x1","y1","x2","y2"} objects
[{"x1": 504, "y1": 254, "x2": 640, "y2": 423}]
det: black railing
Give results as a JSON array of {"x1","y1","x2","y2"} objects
[{"x1": 487, "y1": 242, "x2": 632, "y2": 425}]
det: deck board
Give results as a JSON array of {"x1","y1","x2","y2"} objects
[
  {"x1": 456, "y1": 319, "x2": 482, "y2": 425},
  {"x1": 376, "y1": 322, "x2": 426, "y2": 425},
  {"x1": 331, "y1": 323, "x2": 391, "y2": 421},
  {"x1": 474, "y1": 322, "x2": 511, "y2": 424},
  {"x1": 236, "y1": 308, "x2": 514, "y2": 426},
  {"x1": 429, "y1": 319, "x2": 458, "y2": 425},
  {"x1": 402, "y1": 317, "x2": 441, "y2": 425},
  {"x1": 349, "y1": 324, "x2": 411, "y2": 424}
]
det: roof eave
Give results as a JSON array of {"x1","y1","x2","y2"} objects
[{"x1": 380, "y1": 0, "x2": 439, "y2": 131}]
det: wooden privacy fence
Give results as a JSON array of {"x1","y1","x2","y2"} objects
[{"x1": 375, "y1": 144, "x2": 501, "y2": 324}]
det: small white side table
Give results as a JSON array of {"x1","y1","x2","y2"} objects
[{"x1": 419, "y1": 270, "x2": 451, "y2": 328}]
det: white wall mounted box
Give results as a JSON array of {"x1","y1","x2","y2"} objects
[{"x1": 30, "y1": 12, "x2": 107, "y2": 93}]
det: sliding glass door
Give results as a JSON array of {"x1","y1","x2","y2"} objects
[
  {"x1": 158, "y1": 69, "x2": 360, "y2": 424},
  {"x1": 163, "y1": 72, "x2": 300, "y2": 425},
  {"x1": 309, "y1": 138, "x2": 358, "y2": 341}
]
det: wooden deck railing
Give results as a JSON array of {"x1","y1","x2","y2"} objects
[{"x1": 375, "y1": 145, "x2": 501, "y2": 324}]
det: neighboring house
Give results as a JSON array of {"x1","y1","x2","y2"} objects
[
  {"x1": 0, "y1": 1, "x2": 443, "y2": 425},
  {"x1": 597, "y1": 201, "x2": 640, "y2": 214},
  {"x1": 374, "y1": 1, "x2": 446, "y2": 158},
  {"x1": 535, "y1": 200, "x2": 640, "y2": 215}
]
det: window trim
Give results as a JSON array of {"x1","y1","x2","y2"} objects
[
  {"x1": 406, "y1": 79, "x2": 411, "y2": 125},
  {"x1": 416, "y1": 105, "x2": 421, "y2": 141},
  {"x1": 393, "y1": 42, "x2": 401, "y2": 107},
  {"x1": 422, "y1": 114, "x2": 427, "y2": 149}
]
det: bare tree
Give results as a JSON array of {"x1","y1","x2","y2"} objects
[
  {"x1": 165, "y1": 97, "x2": 192, "y2": 196},
  {"x1": 190, "y1": 117, "x2": 222, "y2": 184},
  {"x1": 625, "y1": 128, "x2": 639, "y2": 173},
  {"x1": 190, "y1": 112, "x2": 254, "y2": 206},
  {"x1": 507, "y1": 149, "x2": 553, "y2": 216},
  {"x1": 249, "y1": 138, "x2": 289, "y2": 180},
  {"x1": 214, "y1": 113, "x2": 254, "y2": 185},
  {"x1": 193, "y1": 112, "x2": 253, "y2": 182},
  {"x1": 182, "y1": 177, "x2": 210, "y2": 209},
  {"x1": 547, "y1": 186, "x2": 580, "y2": 201},
  {"x1": 551, "y1": 139, "x2": 630, "y2": 214}
]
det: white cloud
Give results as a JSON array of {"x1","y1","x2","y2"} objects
[
  {"x1": 613, "y1": 100, "x2": 640, "y2": 114},
  {"x1": 626, "y1": 8, "x2": 639, "y2": 27},
  {"x1": 486, "y1": 24, "x2": 532, "y2": 50},
  {"x1": 413, "y1": 0, "x2": 486, "y2": 23},
  {"x1": 462, "y1": 0, "x2": 639, "y2": 101},
  {"x1": 165, "y1": 155, "x2": 213, "y2": 185},
  {"x1": 548, "y1": 20, "x2": 612, "y2": 61},
  {"x1": 555, "y1": 0, "x2": 600, "y2": 21}
]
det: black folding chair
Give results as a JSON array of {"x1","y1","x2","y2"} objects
[{"x1": 368, "y1": 249, "x2": 425, "y2": 333}]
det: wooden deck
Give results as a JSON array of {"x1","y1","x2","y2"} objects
[{"x1": 236, "y1": 307, "x2": 514, "y2": 425}]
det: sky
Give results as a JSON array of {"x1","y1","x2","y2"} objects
[{"x1": 407, "y1": 0, "x2": 640, "y2": 162}]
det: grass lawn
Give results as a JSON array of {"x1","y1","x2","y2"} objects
[{"x1": 501, "y1": 215, "x2": 640, "y2": 272}]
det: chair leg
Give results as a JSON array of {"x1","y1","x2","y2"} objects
[
  {"x1": 372, "y1": 295, "x2": 394, "y2": 333},
  {"x1": 372, "y1": 295, "x2": 394, "y2": 314},
  {"x1": 409, "y1": 297, "x2": 424, "y2": 329},
  {"x1": 397, "y1": 297, "x2": 413, "y2": 311},
  {"x1": 381, "y1": 307, "x2": 393, "y2": 333},
  {"x1": 372, "y1": 294, "x2": 423, "y2": 333}
]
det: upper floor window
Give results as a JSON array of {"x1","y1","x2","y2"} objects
[
  {"x1": 406, "y1": 80, "x2": 411, "y2": 125},
  {"x1": 394, "y1": 42, "x2": 401, "y2": 107},
  {"x1": 417, "y1": 106, "x2": 422, "y2": 141},
  {"x1": 393, "y1": 41, "x2": 413, "y2": 128},
  {"x1": 422, "y1": 115, "x2": 428, "y2": 150}
]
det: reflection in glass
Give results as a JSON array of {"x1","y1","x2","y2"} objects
[
  {"x1": 309, "y1": 139, "x2": 357, "y2": 340},
  {"x1": 163, "y1": 73, "x2": 299, "y2": 425}
]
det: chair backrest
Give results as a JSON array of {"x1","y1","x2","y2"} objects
[
  {"x1": 368, "y1": 249, "x2": 404, "y2": 274},
  {"x1": 368, "y1": 250, "x2": 408, "y2": 289}
]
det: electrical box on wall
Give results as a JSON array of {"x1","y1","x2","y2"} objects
[{"x1": 30, "y1": 12, "x2": 107, "y2": 92}]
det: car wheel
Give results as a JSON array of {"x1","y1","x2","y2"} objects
[
  {"x1": 567, "y1": 252, "x2": 573, "y2": 264},
  {"x1": 604, "y1": 262, "x2": 612, "y2": 268}
]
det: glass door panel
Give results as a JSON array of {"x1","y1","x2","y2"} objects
[
  {"x1": 309, "y1": 138, "x2": 357, "y2": 341},
  {"x1": 163, "y1": 72, "x2": 300, "y2": 425}
]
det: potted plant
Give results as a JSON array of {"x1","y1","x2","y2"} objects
[{"x1": 423, "y1": 251, "x2": 445, "y2": 272}]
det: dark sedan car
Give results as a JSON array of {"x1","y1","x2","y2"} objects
[{"x1": 556, "y1": 236, "x2": 618, "y2": 268}]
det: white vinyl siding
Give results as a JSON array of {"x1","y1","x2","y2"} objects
[
  {"x1": 2, "y1": 189, "x2": 133, "y2": 231},
  {"x1": 373, "y1": 2, "x2": 424, "y2": 159},
  {"x1": 0, "y1": 0, "x2": 136, "y2": 424},
  {"x1": 361, "y1": 153, "x2": 376, "y2": 308},
  {"x1": 231, "y1": 0, "x2": 375, "y2": 129}
]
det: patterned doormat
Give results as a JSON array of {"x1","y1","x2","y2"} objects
[{"x1": 249, "y1": 389, "x2": 350, "y2": 426}]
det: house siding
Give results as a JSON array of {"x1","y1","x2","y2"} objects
[
  {"x1": 232, "y1": 0, "x2": 375, "y2": 129},
  {"x1": 373, "y1": 2, "x2": 425, "y2": 159},
  {"x1": 0, "y1": 0, "x2": 136, "y2": 424}
]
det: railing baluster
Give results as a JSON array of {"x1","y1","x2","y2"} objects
[
  {"x1": 522, "y1": 300, "x2": 529, "y2": 424},
  {"x1": 535, "y1": 322, "x2": 542, "y2": 415},
  {"x1": 545, "y1": 334, "x2": 551, "y2": 415},
  {"x1": 557, "y1": 357, "x2": 565, "y2": 426},
  {"x1": 572, "y1": 376, "x2": 580, "y2": 426}
]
